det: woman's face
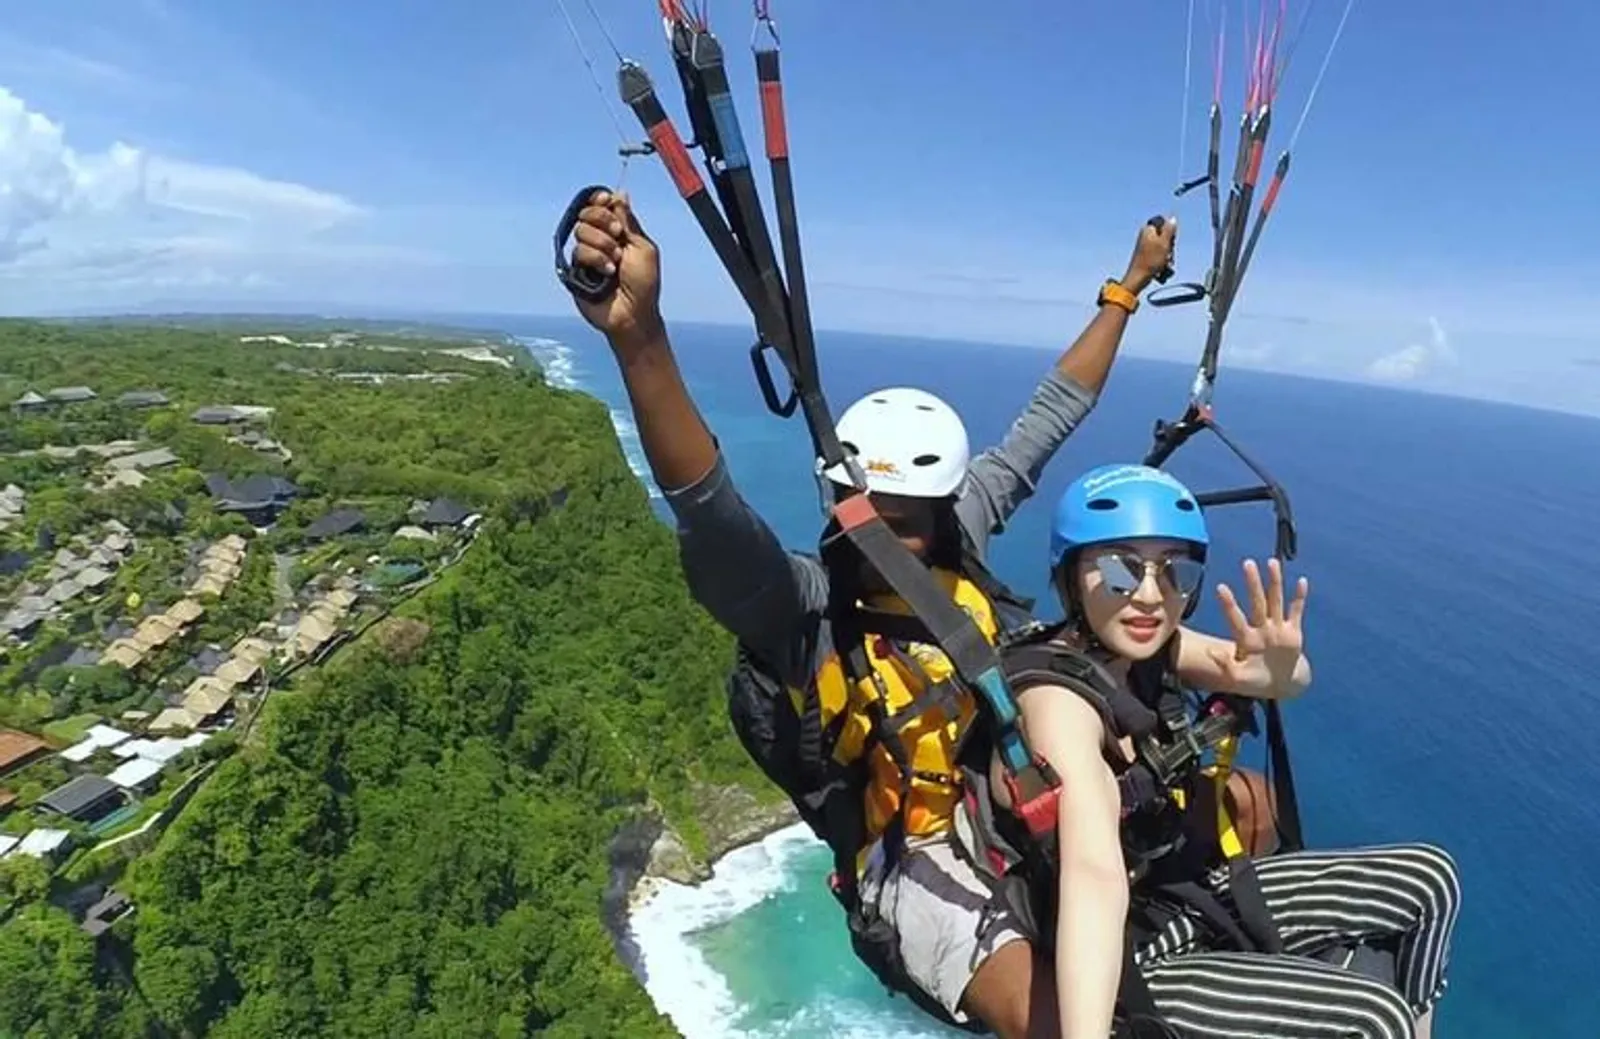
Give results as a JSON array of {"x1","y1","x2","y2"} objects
[{"x1": 1074, "y1": 538, "x2": 1205, "y2": 660}]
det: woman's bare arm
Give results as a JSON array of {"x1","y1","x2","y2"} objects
[{"x1": 999, "y1": 687, "x2": 1130, "y2": 1039}]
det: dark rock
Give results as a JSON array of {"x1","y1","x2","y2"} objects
[{"x1": 602, "y1": 811, "x2": 665, "y2": 979}]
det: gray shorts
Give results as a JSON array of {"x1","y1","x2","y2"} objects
[{"x1": 858, "y1": 835, "x2": 1030, "y2": 1022}]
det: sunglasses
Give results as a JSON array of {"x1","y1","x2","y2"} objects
[{"x1": 1091, "y1": 549, "x2": 1206, "y2": 600}]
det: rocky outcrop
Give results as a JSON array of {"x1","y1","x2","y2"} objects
[
  {"x1": 645, "y1": 825, "x2": 710, "y2": 885},
  {"x1": 602, "y1": 783, "x2": 800, "y2": 975},
  {"x1": 612, "y1": 783, "x2": 799, "y2": 891},
  {"x1": 691, "y1": 781, "x2": 799, "y2": 863}
]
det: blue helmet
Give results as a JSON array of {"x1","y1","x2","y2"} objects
[{"x1": 1049, "y1": 463, "x2": 1209, "y2": 571}]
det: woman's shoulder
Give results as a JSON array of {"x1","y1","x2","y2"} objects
[{"x1": 1001, "y1": 624, "x2": 1122, "y2": 696}]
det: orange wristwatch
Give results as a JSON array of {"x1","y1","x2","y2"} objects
[{"x1": 1097, "y1": 279, "x2": 1139, "y2": 314}]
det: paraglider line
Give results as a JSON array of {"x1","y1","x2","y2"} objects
[
  {"x1": 554, "y1": 0, "x2": 633, "y2": 152},
  {"x1": 1271, "y1": 0, "x2": 1321, "y2": 104},
  {"x1": 1287, "y1": 0, "x2": 1355, "y2": 152},
  {"x1": 581, "y1": 0, "x2": 624, "y2": 60},
  {"x1": 1179, "y1": 0, "x2": 1197, "y2": 183},
  {"x1": 1213, "y1": 3, "x2": 1227, "y2": 106}
]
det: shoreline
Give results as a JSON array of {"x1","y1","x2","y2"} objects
[
  {"x1": 613, "y1": 815, "x2": 824, "y2": 1039},
  {"x1": 603, "y1": 793, "x2": 802, "y2": 988}
]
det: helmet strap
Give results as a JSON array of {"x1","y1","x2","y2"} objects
[
  {"x1": 812, "y1": 460, "x2": 839, "y2": 522},
  {"x1": 926, "y1": 504, "x2": 963, "y2": 571}
]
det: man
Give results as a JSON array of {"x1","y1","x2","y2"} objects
[{"x1": 565, "y1": 189, "x2": 1173, "y2": 1036}]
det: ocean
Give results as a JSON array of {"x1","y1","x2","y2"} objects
[{"x1": 513, "y1": 315, "x2": 1600, "y2": 1038}]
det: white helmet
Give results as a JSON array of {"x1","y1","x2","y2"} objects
[{"x1": 820, "y1": 387, "x2": 970, "y2": 498}]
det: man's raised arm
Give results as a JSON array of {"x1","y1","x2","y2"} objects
[
  {"x1": 958, "y1": 218, "x2": 1180, "y2": 547},
  {"x1": 568, "y1": 191, "x2": 823, "y2": 666}
]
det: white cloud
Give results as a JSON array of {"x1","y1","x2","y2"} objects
[
  {"x1": 0, "y1": 89, "x2": 138, "y2": 260},
  {"x1": 1366, "y1": 316, "x2": 1456, "y2": 382},
  {"x1": 1227, "y1": 342, "x2": 1277, "y2": 365},
  {"x1": 1366, "y1": 344, "x2": 1429, "y2": 382},
  {"x1": 0, "y1": 39, "x2": 142, "y2": 91},
  {"x1": 0, "y1": 83, "x2": 364, "y2": 281},
  {"x1": 145, "y1": 158, "x2": 364, "y2": 231}
]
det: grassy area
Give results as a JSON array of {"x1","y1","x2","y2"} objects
[{"x1": 41, "y1": 713, "x2": 99, "y2": 745}]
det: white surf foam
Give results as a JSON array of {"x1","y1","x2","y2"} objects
[
  {"x1": 607, "y1": 408, "x2": 662, "y2": 500},
  {"x1": 628, "y1": 823, "x2": 822, "y2": 1038},
  {"x1": 517, "y1": 335, "x2": 580, "y2": 390}
]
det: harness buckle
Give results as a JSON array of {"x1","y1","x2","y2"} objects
[
  {"x1": 1140, "y1": 737, "x2": 1184, "y2": 788},
  {"x1": 1005, "y1": 760, "x2": 1061, "y2": 840},
  {"x1": 1181, "y1": 725, "x2": 1205, "y2": 763},
  {"x1": 1015, "y1": 788, "x2": 1058, "y2": 840}
]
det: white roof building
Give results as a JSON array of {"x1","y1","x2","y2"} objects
[{"x1": 106, "y1": 757, "x2": 164, "y2": 790}]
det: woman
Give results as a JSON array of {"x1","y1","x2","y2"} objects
[{"x1": 995, "y1": 463, "x2": 1460, "y2": 1039}]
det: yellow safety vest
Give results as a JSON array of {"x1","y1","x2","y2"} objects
[{"x1": 788, "y1": 568, "x2": 1000, "y2": 849}]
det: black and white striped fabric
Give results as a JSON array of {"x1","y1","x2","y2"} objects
[{"x1": 1134, "y1": 842, "x2": 1462, "y2": 1039}]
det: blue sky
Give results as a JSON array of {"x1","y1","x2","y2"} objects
[{"x1": 0, "y1": 0, "x2": 1596, "y2": 414}]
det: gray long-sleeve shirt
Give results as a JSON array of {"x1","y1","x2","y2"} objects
[{"x1": 663, "y1": 370, "x2": 1096, "y2": 689}]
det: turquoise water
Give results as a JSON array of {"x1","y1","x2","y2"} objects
[
  {"x1": 687, "y1": 839, "x2": 949, "y2": 1038},
  {"x1": 512, "y1": 316, "x2": 1600, "y2": 1038},
  {"x1": 628, "y1": 825, "x2": 957, "y2": 1038}
]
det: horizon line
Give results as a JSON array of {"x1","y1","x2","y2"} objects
[{"x1": 7, "y1": 303, "x2": 1598, "y2": 425}]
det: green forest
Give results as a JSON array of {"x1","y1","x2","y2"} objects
[{"x1": 0, "y1": 320, "x2": 767, "y2": 1036}]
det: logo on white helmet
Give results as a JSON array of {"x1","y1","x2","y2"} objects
[{"x1": 862, "y1": 458, "x2": 906, "y2": 483}]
